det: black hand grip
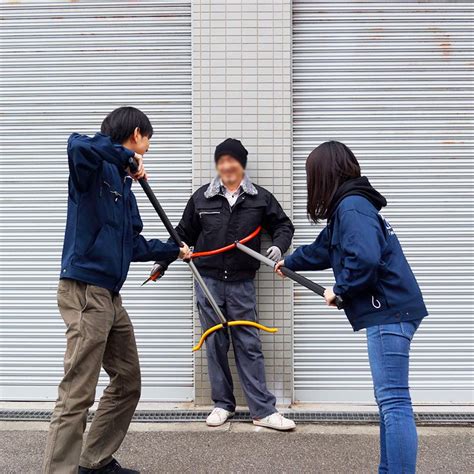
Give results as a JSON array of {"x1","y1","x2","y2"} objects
[
  {"x1": 280, "y1": 266, "x2": 344, "y2": 310},
  {"x1": 128, "y1": 156, "x2": 139, "y2": 173},
  {"x1": 128, "y1": 157, "x2": 184, "y2": 248},
  {"x1": 334, "y1": 295, "x2": 344, "y2": 310}
]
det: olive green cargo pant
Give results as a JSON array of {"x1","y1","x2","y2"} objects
[{"x1": 43, "y1": 279, "x2": 141, "y2": 474}]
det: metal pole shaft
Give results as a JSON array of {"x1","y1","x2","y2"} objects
[
  {"x1": 187, "y1": 259, "x2": 227, "y2": 325},
  {"x1": 236, "y1": 242, "x2": 276, "y2": 268},
  {"x1": 137, "y1": 176, "x2": 184, "y2": 247},
  {"x1": 128, "y1": 158, "x2": 229, "y2": 325},
  {"x1": 236, "y1": 242, "x2": 344, "y2": 309}
]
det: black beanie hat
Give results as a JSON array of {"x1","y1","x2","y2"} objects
[{"x1": 214, "y1": 138, "x2": 248, "y2": 169}]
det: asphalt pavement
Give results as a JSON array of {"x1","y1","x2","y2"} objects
[{"x1": 0, "y1": 421, "x2": 471, "y2": 473}]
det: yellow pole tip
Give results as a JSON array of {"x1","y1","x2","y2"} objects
[{"x1": 192, "y1": 321, "x2": 278, "y2": 351}]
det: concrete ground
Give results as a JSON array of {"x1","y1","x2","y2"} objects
[{"x1": 0, "y1": 421, "x2": 472, "y2": 473}]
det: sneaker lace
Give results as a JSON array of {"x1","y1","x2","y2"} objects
[
  {"x1": 211, "y1": 407, "x2": 224, "y2": 417},
  {"x1": 271, "y1": 413, "x2": 286, "y2": 425}
]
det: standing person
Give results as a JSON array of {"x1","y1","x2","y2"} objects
[
  {"x1": 150, "y1": 138, "x2": 296, "y2": 430},
  {"x1": 43, "y1": 107, "x2": 190, "y2": 474},
  {"x1": 276, "y1": 141, "x2": 428, "y2": 473}
]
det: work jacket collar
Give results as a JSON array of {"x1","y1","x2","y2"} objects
[{"x1": 204, "y1": 173, "x2": 258, "y2": 199}]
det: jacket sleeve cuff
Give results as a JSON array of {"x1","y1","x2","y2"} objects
[
  {"x1": 333, "y1": 284, "x2": 346, "y2": 299},
  {"x1": 166, "y1": 242, "x2": 181, "y2": 260},
  {"x1": 272, "y1": 237, "x2": 290, "y2": 255},
  {"x1": 116, "y1": 146, "x2": 135, "y2": 168},
  {"x1": 283, "y1": 255, "x2": 296, "y2": 271},
  {"x1": 153, "y1": 241, "x2": 180, "y2": 262}
]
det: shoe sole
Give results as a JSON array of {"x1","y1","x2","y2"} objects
[
  {"x1": 206, "y1": 413, "x2": 235, "y2": 427},
  {"x1": 252, "y1": 420, "x2": 296, "y2": 431}
]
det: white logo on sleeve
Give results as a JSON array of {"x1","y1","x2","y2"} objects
[{"x1": 380, "y1": 214, "x2": 395, "y2": 236}]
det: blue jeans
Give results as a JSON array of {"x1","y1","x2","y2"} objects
[{"x1": 367, "y1": 319, "x2": 422, "y2": 474}]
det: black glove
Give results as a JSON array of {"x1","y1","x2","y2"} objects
[{"x1": 149, "y1": 261, "x2": 169, "y2": 281}]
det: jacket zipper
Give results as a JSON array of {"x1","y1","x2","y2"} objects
[
  {"x1": 214, "y1": 194, "x2": 245, "y2": 278},
  {"x1": 103, "y1": 180, "x2": 122, "y2": 202},
  {"x1": 117, "y1": 176, "x2": 128, "y2": 291},
  {"x1": 223, "y1": 193, "x2": 246, "y2": 213}
]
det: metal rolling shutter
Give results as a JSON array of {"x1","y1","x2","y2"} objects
[
  {"x1": 292, "y1": 1, "x2": 473, "y2": 403},
  {"x1": 0, "y1": 1, "x2": 193, "y2": 401}
]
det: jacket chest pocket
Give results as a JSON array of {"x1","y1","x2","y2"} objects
[
  {"x1": 100, "y1": 179, "x2": 123, "y2": 226},
  {"x1": 238, "y1": 201, "x2": 265, "y2": 228},
  {"x1": 198, "y1": 207, "x2": 222, "y2": 231}
]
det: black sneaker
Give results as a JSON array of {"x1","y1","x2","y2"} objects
[{"x1": 78, "y1": 458, "x2": 139, "y2": 474}]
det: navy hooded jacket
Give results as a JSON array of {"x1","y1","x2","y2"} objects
[
  {"x1": 284, "y1": 177, "x2": 428, "y2": 331},
  {"x1": 60, "y1": 133, "x2": 179, "y2": 292}
]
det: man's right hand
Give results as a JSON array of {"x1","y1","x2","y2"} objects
[
  {"x1": 150, "y1": 243, "x2": 191, "y2": 282},
  {"x1": 179, "y1": 242, "x2": 192, "y2": 260},
  {"x1": 127, "y1": 152, "x2": 147, "y2": 181}
]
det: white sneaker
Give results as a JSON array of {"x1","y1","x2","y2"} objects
[
  {"x1": 253, "y1": 412, "x2": 296, "y2": 431},
  {"x1": 206, "y1": 407, "x2": 235, "y2": 427}
]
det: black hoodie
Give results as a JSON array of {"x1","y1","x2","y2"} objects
[{"x1": 327, "y1": 176, "x2": 387, "y2": 219}]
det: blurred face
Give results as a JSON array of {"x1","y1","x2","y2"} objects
[
  {"x1": 216, "y1": 154, "x2": 244, "y2": 187},
  {"x1": 124, "y1": 127, "x2": 150, "y2": 155}
]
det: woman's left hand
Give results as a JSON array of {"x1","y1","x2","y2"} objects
[{"x1": 324, "y1": 288, "x2": 338, "y2": 307}]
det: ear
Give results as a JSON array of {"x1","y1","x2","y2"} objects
[{"x1": 133, "y1": 127, "x2": 141, "y2": 143}]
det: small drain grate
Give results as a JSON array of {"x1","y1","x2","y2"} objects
[{"x1": 0, "y1": 409, "x2": 472, "y2": 426}]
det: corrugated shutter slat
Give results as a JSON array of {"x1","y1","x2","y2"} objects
[
  {"x1": 292, "y1": 1, "x2": 473, "y2": 403},
  {"x1": 0, "y1": 0, "x2": 193, "y2": 401}
]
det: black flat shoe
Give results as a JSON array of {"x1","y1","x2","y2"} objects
[{"x1": 79, "y1": 458, "x2": 139, "y2": 474}]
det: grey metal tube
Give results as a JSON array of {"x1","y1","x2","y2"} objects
[
  {"x1": 187, "y1": 259, "x2": 227, "y2": 325},
  {"x1": 129, "y1": 159, "x2": 230, "y2": 325},
  {"x1": 236, "y1": 242, "x2": 276, "y2": 268},
  {"x1": 236, "y1": 242, "x2": 344, "y2": 309}
]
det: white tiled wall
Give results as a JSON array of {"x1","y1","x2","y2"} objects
[{"x1": 192, "y1": 0, "x2": 293, "y2": 406}]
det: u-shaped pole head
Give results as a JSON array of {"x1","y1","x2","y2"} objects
[{"x1": 192, "y1": 320, "x2": 278, "y2": 352}]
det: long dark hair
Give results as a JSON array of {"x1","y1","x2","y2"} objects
[{"x1": 306, "y1": 141, "x2": 361, "y2": 223}]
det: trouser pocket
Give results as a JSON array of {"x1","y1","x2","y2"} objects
[{"x1": 400, "y1": 319, "x2": 422, "y2": 341}]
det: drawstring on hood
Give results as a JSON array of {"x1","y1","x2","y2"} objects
[{"x1": 328, "y1": 176, "x2": 387, "y2": 219}]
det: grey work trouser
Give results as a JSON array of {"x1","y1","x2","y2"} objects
[
  {"x1": 43, "y1": 279, "x2": 141, "y2": 474},
  {"x1": 195, "y1": 276, "x2": 277, "y2": 419}
]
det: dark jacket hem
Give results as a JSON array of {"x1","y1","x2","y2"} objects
[
  {"x1": 60, "y1": 264, "x2": 119, "y2": 292},
  {"x1": 351, "y1": 305, "x2": 428, "y2": 331},
  {"x1": 197, "y1": 267, "x2": 257, "y2": 282}
]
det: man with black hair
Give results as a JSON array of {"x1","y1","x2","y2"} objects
[
  {"x1": 150, "y1": 138, "x2": 296, "y2": 431},
  {"x1": 43, "y1": 107, "x2": 191, "y2": 474}
]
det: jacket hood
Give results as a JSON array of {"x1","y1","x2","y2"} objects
[{"x1": 328, "y1": 176, "x2": 387, "y2": 218}]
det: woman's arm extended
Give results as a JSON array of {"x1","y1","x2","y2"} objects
[{"x1": 283, "y1": 226, "x2": 331, "y2": 272}]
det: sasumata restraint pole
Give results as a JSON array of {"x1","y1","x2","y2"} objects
[
  {"x1": 128, "y1": 158, "x2": 278, "y2": 352},
  {"x1": 145, "y1": 224, "x2": 344, "y2": 310},
  {"x1": 235, "y1": 242, "x2": 344, "y2": 310}
]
